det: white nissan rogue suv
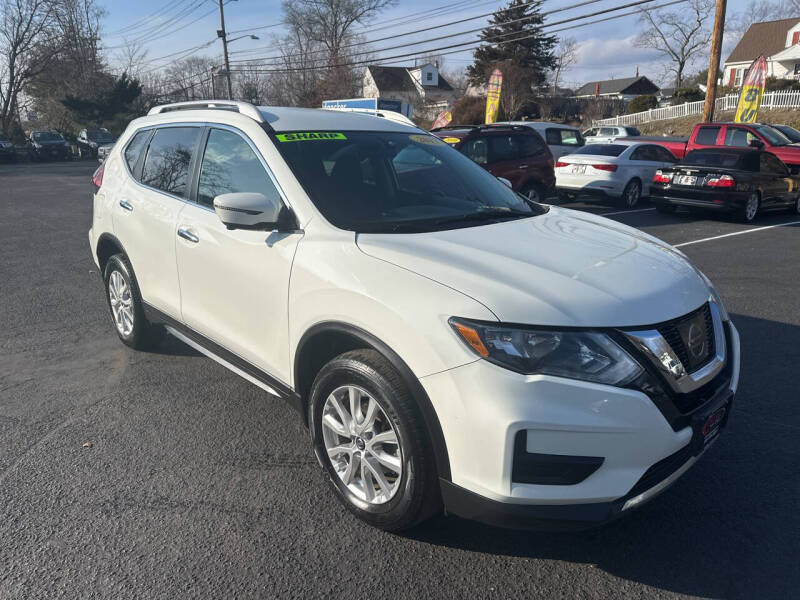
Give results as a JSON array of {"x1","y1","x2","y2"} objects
[{"x1": 89, "y1": 101, "x2": 740, "y2": 531}]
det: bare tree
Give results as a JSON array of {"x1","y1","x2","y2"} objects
[
  {"x1": 0, "y1": 0, "x2": 60, "y2": 134},
  {"x1": 551, "y1": 36, "x2": 578, "y2": 95},
  {"x1": 498, "y1": 60, "x2": 534, "y2": 120},
  {"x1": 441, "y1": 67, "x2": 469, "y2": 98},
  {"x1": 634, "y1": 0, "x2": 714, "y2": 88},
  {"x1": 114, "y1": 39, "x2": 148, "y2": 79},
  {"x1": 282, "y1": 0, "x2": 395, "y2": 100}
]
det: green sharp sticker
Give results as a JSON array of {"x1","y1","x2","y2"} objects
[{"x1": 276, "y1": 132, "x2": 347, "y2": 142}]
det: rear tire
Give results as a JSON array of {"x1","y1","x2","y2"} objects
[
  {"x1": 309, "y1": 349, "x2": 441, "y2": 531},
  {"x1": 790, "y1": 196, "x2": 800, "y2": 215},
  {"x1": 520, "y1": 183, "x2": 546, "y2": 204},
  {"x1": 738, "y1": 192, "x2": 760, "y2": 223},
  {"x1": 103, "y1": 254, "x2": 164, "y2": 350},
  {"x1": 620, "y1": 179, "x2": 642, "y2": 208}
]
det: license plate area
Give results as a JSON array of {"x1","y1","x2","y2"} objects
[
  {"x1": 676, "y1": 174, "x2": 697, "y2": 185},
  {"x1": 691, "y1": 390, "x2": 732, "y2": 453},
  {"x1": 571, "y1": 164, "x2": 586, "y2": 174}
]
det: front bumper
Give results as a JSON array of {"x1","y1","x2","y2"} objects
[{"x1": 421, "y1": 320, "x2": 740, "y2": 529}]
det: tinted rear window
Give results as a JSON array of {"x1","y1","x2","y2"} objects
[
  {"x1": 682, "y1": 150, "x2": 743, "y2": 168},
  {"x1": 573, "y1": 144, "x2": 627, "y2": 157},
  {"x1": 141, "y1": 127, "x2": 200, "y2": 197},
  {"x1": 695, "y1": 126, "x2": 720, "y2": 145}
]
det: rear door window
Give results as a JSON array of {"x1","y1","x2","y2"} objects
[
  {"x1": 760, "y1": 152, "x2": 788, "y2": 175},
  {"x1": 546, "y1": 128, "x2": 583, "y2": 146},
  {"x1": 488, "y1": 135, "x2": 518, "y2": 162},
  {"x1": 694, "y1": 126, "x2": 721, "y2": 145},
  {"x1": 460, "y1": 138, "x2": 488, "y2": 165},
  {"x1": 141, "y1": 127, "x2": 201, "y2": 197},
  {"x1": 517, "y1": 133, "x2": 545, "y2": 157}
]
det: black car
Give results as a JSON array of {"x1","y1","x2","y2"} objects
[
  {"x1": 0, "y1": 134, "x2": 15, "y2": 162},
  {"x1": 28, "y1": 130, "x2": 71, "y2": 161},
  {"x1": 650, "y1": 148, "x2": 800, "y2": 222},
  {"x1": 767, "y1": 124, "x2": 800, "y2": 144},
  {"x1": 77, "y1": 128, "x2": 116, "y2": 158}
]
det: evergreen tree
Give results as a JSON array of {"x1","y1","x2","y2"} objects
[{"x1": 467, "y1": 0, "x2": 556, "y2": 88}]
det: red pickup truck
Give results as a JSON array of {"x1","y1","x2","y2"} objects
[{"x1": 618, "y1": 122, "x2": 800, "y2": 172}]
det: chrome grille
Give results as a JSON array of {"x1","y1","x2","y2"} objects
[{"x1": 657, "y1": 303, "x2": 715, "y2": 372}]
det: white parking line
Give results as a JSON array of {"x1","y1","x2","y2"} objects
[
  {"x1": 599, "y1": 207, "x2": 657, "y2": 217},
  {"x1": 675, "y1": 221, "x2": 800, "y2": 248}
]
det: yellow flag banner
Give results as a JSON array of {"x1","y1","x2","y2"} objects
[
  {"x1": 485, "y1": 69, "x2": 503, "y2": 124},
  {"x1": 734, "y1": 55, "x2": 768, "y2": 123}
]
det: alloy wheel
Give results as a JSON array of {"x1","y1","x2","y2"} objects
[
  {"x1": 321, "y1": 385, "x2": 402, "y2": 504},
  {"x1": 625, "y1": 181, "x2": 641, "y2": 208},
  {"x1": 745, "y1": 193, "x2": 759, "y2": 221},
  {"x1": 108, "y1": 270, "x2": 134, "y2": 336}
]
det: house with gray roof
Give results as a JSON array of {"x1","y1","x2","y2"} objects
[
  {"x1": 362, "y1": 63, "x2": 456, "y2": 118},
  {"x1": 571, "y1": 76, "x2": 659, "y2": 100}
]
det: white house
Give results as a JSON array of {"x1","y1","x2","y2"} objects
[
  {"x1": 724, "y1": 18, "x2": 800, "y2": 86},
  {"x1": 362, "y1": 63, "x2": 456, "y2": 118}
]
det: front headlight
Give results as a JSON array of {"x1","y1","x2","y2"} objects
[{"x1": 450, "y1": 318, "x2": 643, "y2": 386}]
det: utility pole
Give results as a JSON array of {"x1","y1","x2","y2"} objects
[
  {"x1": 217, "y1": 0, "x2": 233, "y2": 100},
  {"x1": 702, "y1": 0, "x2": 727, "y2": 122}
]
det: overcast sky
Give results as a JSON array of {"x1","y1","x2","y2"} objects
[{"x1": 101, "y1": 0, "x2": 755, "y2": 89}]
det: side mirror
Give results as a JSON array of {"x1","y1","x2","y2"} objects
[
  {"x1": 748, "y1": 138, "x2": 764, "y2": 149},
  {"x1": 497, "y1": 177, "x2": 513, "y2": 189},
  {"x1": 213, "y1": 192, "x2": 285, "y2": 231}
]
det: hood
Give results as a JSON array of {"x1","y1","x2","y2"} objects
[{"x1": 356, "y1": 207, "x2": 710, "y2": 327}]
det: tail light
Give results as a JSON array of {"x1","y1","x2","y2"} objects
[
  {"x1": 706, "y1": 174, "x2": 735, "y2": 188},
  {"x1": 592, "y1": 164, "x2": 617, "y2": 172},
  {"x1": 555, "y1": 161, "x2": 569, "y2": 168},
  {"x1": 92, "y1": 164, "x2": 104, "y2": 190},
  {"x1": 653, "y1": 170, "x2": 671, "y2": 184}
]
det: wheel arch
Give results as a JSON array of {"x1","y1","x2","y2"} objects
[
  {"x1": 294, "y1": 321, "x2": 452, "y2": 482},
  {"x1": 96, "y1": 233, "x2": 126, "y2": 276}
]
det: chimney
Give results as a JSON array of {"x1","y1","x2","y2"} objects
[
  {"x1": 595, "y1": 82, "x2": 599, "y2": 98},
  {"x1": 635, "y1": 65, "x2": 639, "y2": 77}
]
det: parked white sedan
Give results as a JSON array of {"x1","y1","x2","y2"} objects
[
  {"x1": 555, "y1": 142, "x2": 677, "y2": 208},
  {"x1": 582, "y1": 125, "x2": 641, "y2": 144}
]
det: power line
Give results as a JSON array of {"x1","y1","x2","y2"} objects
[
  {"x1": 229, "y1": 0, "x2": 688, "y2": 74},
  {"x1": 105, "y1": 0, "x2": 190, "y2": 36},
  {"x1": 229, "y1": 0, "x2": 609, "y2": 66},
  {"x1": 230, "y1": 0, "x2": 660, "y2": 70}
]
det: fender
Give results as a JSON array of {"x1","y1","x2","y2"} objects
[{"x1": 295, "y1": 321, "x2": 452, "y2": 482}]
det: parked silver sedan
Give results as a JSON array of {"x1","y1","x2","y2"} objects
[{"x1": 555, "y1": 142, "x2": 677, "y2": 208}]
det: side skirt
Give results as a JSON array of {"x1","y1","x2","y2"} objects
[{"x1": 143, "y1": 303, "x2": 304, "y2": 417}]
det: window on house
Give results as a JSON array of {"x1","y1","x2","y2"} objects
[
  {"x1": 734, "y1": 69, "x2": 744, "y2": 87},
  {"x1": 792, "y1": 30, "x2": 799, "y2": 45},
  {"x1": 426, "y1": 72, "x2": 433, "y2": 81}
]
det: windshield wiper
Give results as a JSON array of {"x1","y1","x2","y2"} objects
[{"x1": 429, "y1": 207, "x2": 534, "y2": 226}]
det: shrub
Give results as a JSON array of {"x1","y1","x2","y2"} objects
[
  {"x1": 673, "y1": 87, "x2": 705, "y2": 104},
  {"x1": 627, "y1": 95, "x2": 658, "y2": 113}
]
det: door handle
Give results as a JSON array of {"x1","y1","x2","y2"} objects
[
  {"x1": 119, "y1": 200, "x2": 133, "y2": 212},
  {"x1": 518, "y1": 165, "x2": 528, "y2": 169},
  {"x1": 177, "y1": 227, "x2": 199, "y2": 243}
]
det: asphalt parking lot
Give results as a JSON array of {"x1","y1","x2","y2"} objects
[{"x1": 1, "y1": 160, "x2": 798, "y2": 599}]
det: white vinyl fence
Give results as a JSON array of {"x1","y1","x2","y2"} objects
[{"x1": 592, "y1": 90, "x2": 800, "y2": 127}]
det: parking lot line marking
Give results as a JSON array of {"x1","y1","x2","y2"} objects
[
  {"x1": 675, "y1": 221, "x2": 800, "y2": 248},
  {"x1": 600, "y1": 208, "x2": 657, "y2": 217}
]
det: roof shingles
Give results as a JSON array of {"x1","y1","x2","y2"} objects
[{"x1": 726, "y1": 18, "x2": 800, "y2": 63}]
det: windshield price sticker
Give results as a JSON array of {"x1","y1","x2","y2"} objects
[
  {"x1": 409, "y1": 134, "x2": 445, "y2": 146},
  {"x1": 276, "y1": 132, "x2": 347, "y2": 142}
]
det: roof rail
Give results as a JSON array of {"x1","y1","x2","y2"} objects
[{"x1": 147, "y1": 100, "x2": 264, "y2": 123}]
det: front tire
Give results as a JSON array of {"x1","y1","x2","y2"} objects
[
  {"x1": 309, "y1": 349, "x2": 440, "y2": 531},
  {"x1": 620, "y1": 179, "x2": 642, "y2": 208},
  {"x1": 103, "y1": 254, "x2": 164, "y2": 350}
]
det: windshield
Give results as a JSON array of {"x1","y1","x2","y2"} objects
[
  {"x1": 682, "y1": 150, "x2": 744, "y2": 168},
  {"x1": 33, "y1": 132, "x2": 63, "y2": 142},
  {"x1": 572, "y1": 144, "x2": 627, "y2": 157},
  {"x1": 87, "y1": 130, "x2": 115, "y2": 142},
  {"x1": 771, "y1": 125, "x2": 800, "y2": 143},
  {"x1": 273, "y1": 130, "x2": 545, "y2": 233},
  {"x1": 752, "y1": 124, "x2": 791, "y2": 146}
]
